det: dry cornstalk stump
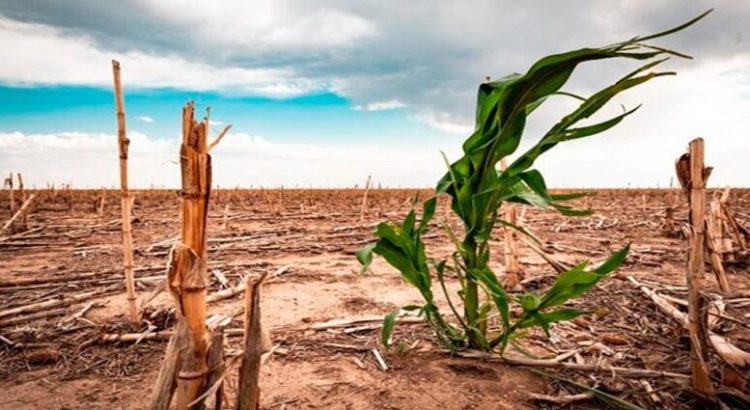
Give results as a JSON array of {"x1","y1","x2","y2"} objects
[
  {"x1": 151, "y1": 102, "x2": 262, "y2": 410},
  {"x1": 158, "y1": 102, "x2": 214, "y2": 409},
  {"x1": 676, "y1": 138, "x2": 715, "y2": 398},
  {"x1": 112, "y1": 59, "x2": 139, "y2": 322}
]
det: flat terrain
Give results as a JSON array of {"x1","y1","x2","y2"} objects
[{"x1": 1, "y1": 188, "x2": 749, "y2": 409}]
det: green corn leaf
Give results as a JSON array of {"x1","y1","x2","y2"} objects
[
  {"x1": 550, "y1": 191, "x2": 591, "y2": 201},
  {"x1": 518, "y1": 170, "x2": 551, "y2": 201},
  {"x1": 496, "y1": 219, "x2": 543, "y2": 246},
  {"x1": 551, "y1": 90, "x2": 587, "y2": 101},
  {"x1": 403, "y1": 210, "x2": 416, "y2": 234},
  {"x1": 539, "y1": 244, "x2": 629, "y2": 309},
  {"x1": 420, "y1": 197, "x2": 437, "y2": 232},
  {"x1": 472, "y1": 267, "x2": 510, "y2": 330},
  {"x1": 634, "y1": 8, "x2": 711, "y2": 42},
  {"x1": 593, "y1": 243, "x2": 631, "y2": 275},
  {"x1": 478, "y1": 302, "x2": 493, "y2": 320},
  {"x1": 517, "y1": 308, "x2": 587, "y2": 330},
  {"x1": 541, "y1": 308, "x2": 587, "y2": 323},
  {"x1": 538, "y1": 262, "x2": 594, "y2": 308},
  {"x1": 517, "y1": 292, "x2": 541, "y2": 311},
  {"x1": 532, "y1": 312, "x2": 551, "y2": 336},
  {"x1": 355, "y1": 243, "x2": 376, "y2": 274},
  {"x1": 381, "y1": 309, "x2": 400, "y2": 348},
  {"x1": 550, "y1": 203, "x2": 594, "y2": 217}
]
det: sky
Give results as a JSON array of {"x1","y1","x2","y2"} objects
[{"x1": 0, "y1": 0, "x2": 748, "y2": 189}]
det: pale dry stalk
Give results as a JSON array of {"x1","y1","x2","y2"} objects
[
  {"x1": 112, "y1": 60, "x2": 138, "y2": 322},
  {"x1": 677, "y1": 137, "x2": 715, "y2": 398}
]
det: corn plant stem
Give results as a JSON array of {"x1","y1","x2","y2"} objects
[
  {"x1": 436, "y1": 267, "x2": 468, "y2": 332},
  {"x1": 111, "y1": 60, "x2": 138, "y2": 323},
  {"x1": 461, "y1": 237, "x2": 483, "y2": 348}
]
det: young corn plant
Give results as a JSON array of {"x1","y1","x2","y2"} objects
[{"x1": 358, "y1": 11, "x2": 709, "y2": 352}]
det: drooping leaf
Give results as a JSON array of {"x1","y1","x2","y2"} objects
[{"x1": 381, "y1": 309, "x2": 399, "y2": 348}]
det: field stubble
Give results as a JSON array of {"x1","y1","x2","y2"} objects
[{"x1": 0, "y1": 188, "x2": 749, "y2": 409}]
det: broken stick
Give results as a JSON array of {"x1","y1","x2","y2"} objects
[{"x1": 236, "y1": 273, "x2": 268, "y2": 410}]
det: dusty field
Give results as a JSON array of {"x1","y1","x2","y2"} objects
[{"x1": 1, "y1": 188, "x2": 749, "y2": 409}]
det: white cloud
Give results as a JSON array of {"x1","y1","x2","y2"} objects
[
  {"x1": 353, "y1": 99, "x2": 406, "y2": 111},
  {"x1": 141, "y1": 0, "x2": 377, "y2": 50},
  {"x1": 0, "y1": 131, "x2": 448, "y2": 188},
  {"x1": 412, "y1": 110, "x2": 473, "y2": 135},
  {"x1": 0, "y1": 16, "x2": 325, "y2": 97},
  {"x1": 137, "y1": 116, "x2": 155, "y2": 123}
]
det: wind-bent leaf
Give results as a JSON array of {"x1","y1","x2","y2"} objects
[
  {"x1": 360, "y1": 12, "x2": 707, "y2": 351},
  {"x1": 539, "y1": 244, "x2": 630, "y2": 309}
]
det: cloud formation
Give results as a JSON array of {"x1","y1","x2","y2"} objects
[
  {"x1": 3, "y1": 2, "x2": 749, "y2": 114},
  {"x1": 0, "y1": 1, "x2": 748, "y2": 187},
  {"x1": 353, "y1": 100, "x2": 406, "y2": 111},
  {"x1": 0, "y1": 131, "x2": 447, "y2": 189},
  {"x1": 0, "y1": 15, "x2": 325, "y2": 97}
]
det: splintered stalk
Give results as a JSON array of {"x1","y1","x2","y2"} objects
[
  {"x1": 679, "y1": 138, "x2": 715, "y2": 398},
  {"x1": 169, "y1": 102, "x2": 212, "y2": 409},
  {"x1": 111, "y1": 60, "x2": 138, "y2": 322}
]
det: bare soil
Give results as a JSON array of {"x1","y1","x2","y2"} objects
[{"x1": 1, "y1": 188, "x2": 749, "y2": 409}]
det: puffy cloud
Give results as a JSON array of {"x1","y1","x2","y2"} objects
[
  {"x1": 141, "y1": 1, "x2": 377, "y2": 50},
  {"x1": 137, "y1": 116, "x2": 155, "y2": 123}
]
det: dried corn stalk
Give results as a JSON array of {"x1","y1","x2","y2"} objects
[
  {"x1": 166, "y1": 102, "x2": 212, "y2": 409},
  {"x1": 677, "y1": 138, "x2": 715, "y2": 398},
  {"x1": 112, "y1": 60, "x2": 138, "y2": 322}
]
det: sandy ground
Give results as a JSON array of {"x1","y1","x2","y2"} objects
[{"x1": 1, "y1": 188, "x2": 748, "y2": 409}]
